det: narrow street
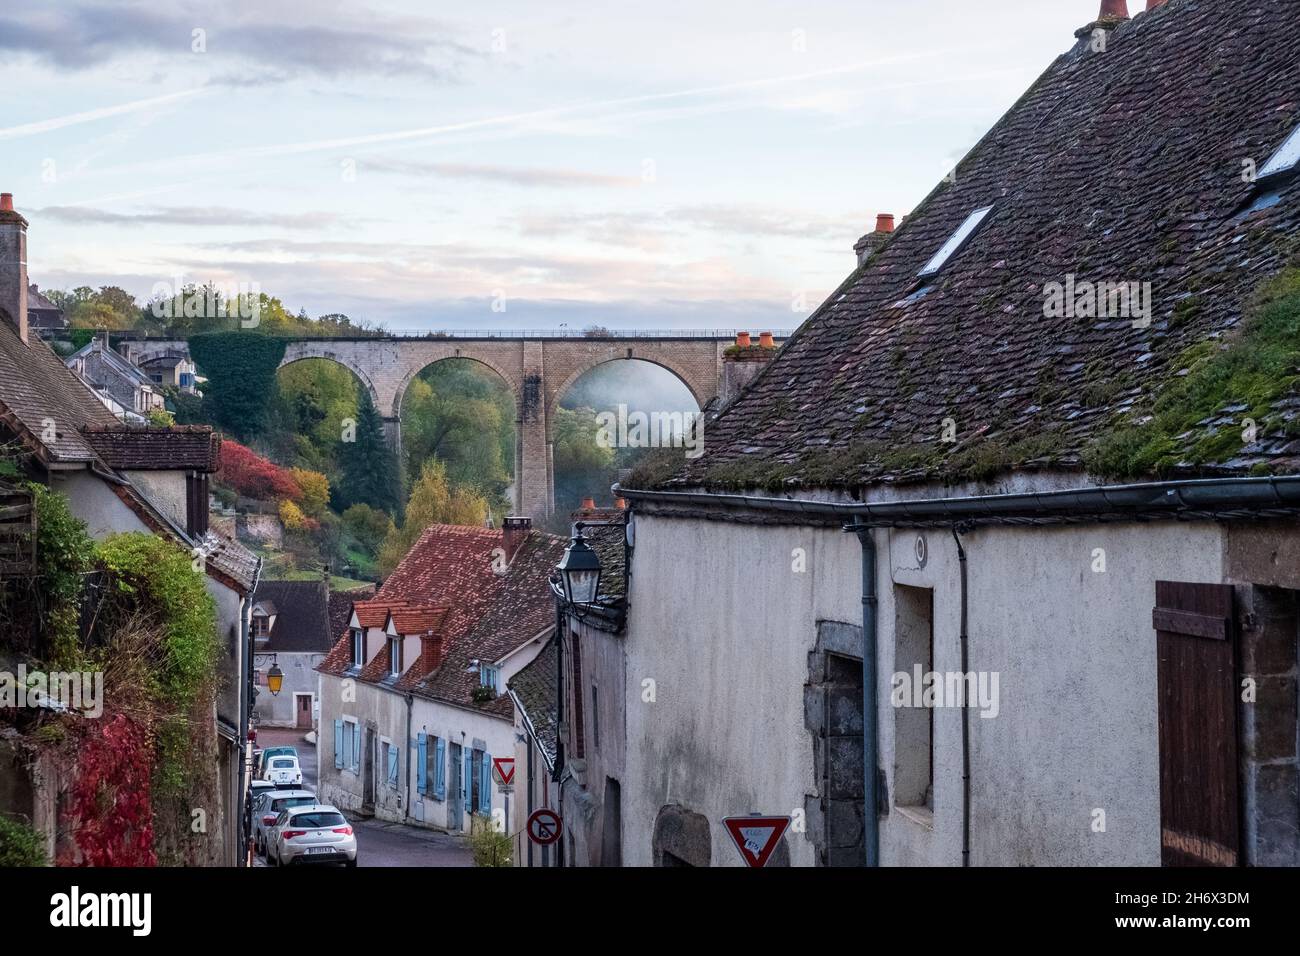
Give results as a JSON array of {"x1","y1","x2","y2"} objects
[{"x1": 253, "y1": 726, "x2": 473, "y2": 868}]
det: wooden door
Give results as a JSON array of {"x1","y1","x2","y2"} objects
[{"x1": 1154, "y1": 581, "x2": 1240, "y2": 866}]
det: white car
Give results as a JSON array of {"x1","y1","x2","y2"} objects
[
  {"x1": 262, "y1": 755, "x2": 303, "y2": 786},
  {"x1": 267, "y1": 805, "x2": 357, "y2": 867},
  {"x1": 253, "y1": 790, "x2": 317, "y2": 856}
]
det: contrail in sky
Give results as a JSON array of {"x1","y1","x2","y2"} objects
[{"x1": 0, "y1": 89, "x2": 205, "y2": 141}]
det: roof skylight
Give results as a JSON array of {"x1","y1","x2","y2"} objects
[
  {"x1": 917, "y1": 205, "x2": 993, "y2": 278},
  {"x1": 1258, "y1": 124, "x2": 1300, "y2": 181}
]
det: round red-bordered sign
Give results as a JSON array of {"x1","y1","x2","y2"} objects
[{"x1": 527, "y1": 808, "x2": 562, "y2": 846}]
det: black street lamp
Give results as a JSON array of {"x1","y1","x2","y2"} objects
[{"x1": 556, "y1": 524, "x2": 602, "y2": 615}]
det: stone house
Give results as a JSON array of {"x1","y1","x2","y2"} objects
[
  {"x1": 0, "y1": 193, "x2": 260, "y2": 865},
  {"x1": 509, "y1": 504, "x2": 630, "y2": 866},
  {"x1": 617, "y1": 0, "x2": 1300, "y2": 867},
  {"x1": 316, "y1": 518, "x2": 565, "y2": 839},
  {"x1": 249, "y1": 578, "x2": 333, "y2": 729},
  {"x1": 66, "y1": 333, "x2": 164, "y2": 421}
]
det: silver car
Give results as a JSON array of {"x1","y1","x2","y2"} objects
[
  {"x1": 253, "y1": 790, "x2": 317, "y2": 856},
  {"x1": 268, "y1": 805, "x2": 357, "y2": 867}
]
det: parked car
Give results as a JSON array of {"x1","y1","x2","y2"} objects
[
  {"x1": 253, "y1": 789, "x2": 317, "y2": 856},
  {"x1": 267, "y1": 805, "x2": 357, "y2": 867},
  {"x1": 254, "y1": 746, "x2": 297, "y2": 778},
  {"x1": 262, "y1": 755, "x2": 303, "y2": 786}
]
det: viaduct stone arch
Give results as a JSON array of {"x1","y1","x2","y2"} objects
[
  {"x1": 112, "y1": 332, "x2": 780, "y2": 520},
  {"x1": 277, "y1": 336, "x2": 735, "y2": 520}
]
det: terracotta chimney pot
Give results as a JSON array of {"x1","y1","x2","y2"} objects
[
  {"x1": 1099, "y1": 0, "x2": 1129, "y2": 17},
  {"x1": 0, "y1": 194, "x2": 12, "y2": 212},
  {"x1": 1145, "y1": 0, "x2": 1167, "y2": 8},
  {"x1": 735, "y1": 331, "x2": 751, "y2": 348},
  {"x1": 875, "y1": 213, "x2": 895, "y2": 233},
  {"x1": 614, "y1": 497, "x2": 627, "y2": 510},
  {"x1": 581, "y1": 496, "x2": 596, "y2": 511},
  {"x1": 758, "y1": 331, "x2": 775, "y2": 348}
]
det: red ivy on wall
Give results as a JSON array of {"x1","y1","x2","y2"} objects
[{"x1": 62, "y1": 714, "x2": 156, "y2": 867}]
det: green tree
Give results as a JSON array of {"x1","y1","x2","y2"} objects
[{"x1": 336, "y1": 392, "x2": 402, "y2": 517}]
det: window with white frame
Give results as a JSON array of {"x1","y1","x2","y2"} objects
[
  {"x1": 480, "y1": 664, "x2": 501, "y2": 692},
  {"x1": 917, "y1": 205, "x2": 994, "y2": 278},
  {"x1": 1259, "y1": 124, "x2": 1300, "y2": 182},
  {"x1": 388, "y1": 635, "x2": 402, "y2": 676},
  {"x1": 350, "y1": 629, "x2": 364, "y2": 667},
  {"x1": 337, "y1": 717, "x2": 361, "y2": 774}
]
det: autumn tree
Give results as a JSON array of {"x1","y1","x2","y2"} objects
[{"x1": 378, "y1": 460, "x2": 488, "y2": 576}]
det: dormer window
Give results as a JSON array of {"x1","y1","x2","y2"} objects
[
  {"x1": 1258, "y1": 124, "x2": 1300, "y2": 184},
  {"x1": 351, "y1": 628, "x2": 364, "y2": 667},
  {"x1": 481, "y1": 664, "x2": 501, "y2": 693},
  {"x1": 252, "y1": 615, "x2": 270, "y2": 640},
  {"x1": 917, "y1": 205, "x2": 994, "y2": 278}
]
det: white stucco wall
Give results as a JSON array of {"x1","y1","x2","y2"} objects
[
  {"x1": 317, "y1": 674, "x2": 409, "y2": 820},
  {"x1": 254, "y1": 652, "x2": 324, "y2": 727},
  {"x1": 122, "y1": 470, "x2": 186, "y2": 529},
  {"x1": 52, "y1": 469, "x2": 149, "y2": 540},
  {"x1": 623, "y1": 516, "x2": 861, "y2": 867},
  {"x1": 408, "y1": 698, "x2": 518, "y2": 834},
  {"x1": 623, "y1": 511, "x2": 1229, "y2": 867}
]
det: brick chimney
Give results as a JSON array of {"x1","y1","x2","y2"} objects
[
  {"x1": 502, "y1": 515, "x2": 531, "y2": 563},
  {"x1": 421, "y1": 632, "x2": 444, "y2": 670},
  {"x1": 854, "y1": 213, "x2": 895, "y2": 267},
  {"x1": 0, "y1": 193, "x2": 29, "y2": 344}
]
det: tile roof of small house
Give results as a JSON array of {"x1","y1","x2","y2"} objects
[
  {"x1": 411, "y1": 532, "x2": 566, "y2": 717},
  {"x1": 0, "y1": 319, "x2": 121, "y2": 464},
  {"x1": 507, "y1": 637, "x2": 558, "y2": 769},
  {"x1": 251, "y1": 580, "x2": 331, "y2": 653},
  {"x1": 328, "y1": 584, "x2": 374, "y2": 643},
  {"x1": 316, "y1": 523, "x2": 565, "y2": 715},
  {"x1": 389, "y1": 605, "x2": 447, "y2": 635},
  {"x1": 81, "y1": 424, "x2": 221, "y2": 472},
  {"x1": 647, "y1": 0, "x2": 1300, "y2": 495}
]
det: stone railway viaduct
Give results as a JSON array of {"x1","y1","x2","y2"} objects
[{"x1": 120, "y1": 333, "x2": 782, "y2": 519}]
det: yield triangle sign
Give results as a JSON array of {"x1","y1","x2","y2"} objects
[
  {"x1": 723, "y1": 815, "x2": 791, "y2": 868},
  {"x1": 492, "y1": 756, "x2": 515, "y2": 786}
]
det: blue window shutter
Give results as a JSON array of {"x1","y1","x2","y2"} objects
[
  {"x1": 479, "y1": 752, "x2": 492, "y2": 814},
  {"x1": 352, "y1": 722, "x2": 361, "y2": 772},
  {"x1": 417, "y1": 733, "x2": 428, "y2": 795},
  {"x1": 463, "y1": 751, "x2": 472, "y2": 809},
  {"x1": 433, "y1": 738, "x2": 446, "y2": 800},
  {"x1": 333, "y1": 720, "x2": 344, "y2": 769}
]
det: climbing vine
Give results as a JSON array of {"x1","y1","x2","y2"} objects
[
  {"x1": 187, "y1": 332, "x2": 287, "y2": 440},
  {"x1": 61, "y1": 714, "x2": 156, "y2": 867},
  {"x1": 30, "y1": 484, "x2": 95, "y2": 669}
]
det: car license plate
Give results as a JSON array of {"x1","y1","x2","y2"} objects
[{"x1": 307, "y1": 847, "x2": 333, "y2": 854}]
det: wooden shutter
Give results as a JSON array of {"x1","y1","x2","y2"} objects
[
  {"x1": 463, "y1": 751, "x2": 472, "y2": 810},
  {"x1": 351, "y1": 723, "x2": 362, "y2": 773},
  {"x1": 417, "y1": 733, "x2": 428, "y2": 795},
  {"x1": 334, "y1": 719, "x2": 344, "y2": 769},
  {"x1": 433, "y1": 738, "x2": 447, "y2": 800},
  {"x1": 1154, "y1": 581, "x2": 1240, "y2": 867},
  {"x1": 480, "y1": 752, "x2": 493, "y2": 814},
  {"x1": 387, "y1": 744, "x2": 399, "y2": 788}
]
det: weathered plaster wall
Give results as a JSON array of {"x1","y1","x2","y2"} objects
[
  {"x1": 255, "y1": 652, "x2": 323, "y2": 727},
  {"x1": 624, "y1": 512, "x2": 1231, "y2": 866},
  {"x1": 123, "y1": 470, "x2": 186, "y2": 529},
  {"x1": 53, "y1": 469, "x2": 149, "y2": 540},
  {"x1": 623, "y1": 515, "x2": 860, "y2": 866}
]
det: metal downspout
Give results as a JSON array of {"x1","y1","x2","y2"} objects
[
  {"x1": 952, "y1": 527, "x2": 971, "y2": 867},
  {"x1": 855, "y1": 526, "x2": 880, "y2": 867},
  {"x1": 403, "y1": 693, "x2": 413, "y2": 823}
]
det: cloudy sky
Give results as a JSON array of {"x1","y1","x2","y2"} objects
[{"x1": 1, "y1": 0, "x2": 1097, "y2": 331}]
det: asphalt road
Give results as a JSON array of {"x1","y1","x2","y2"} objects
[{"x1": 252, "y1": 726, "x2": 473, "y2": 867}]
